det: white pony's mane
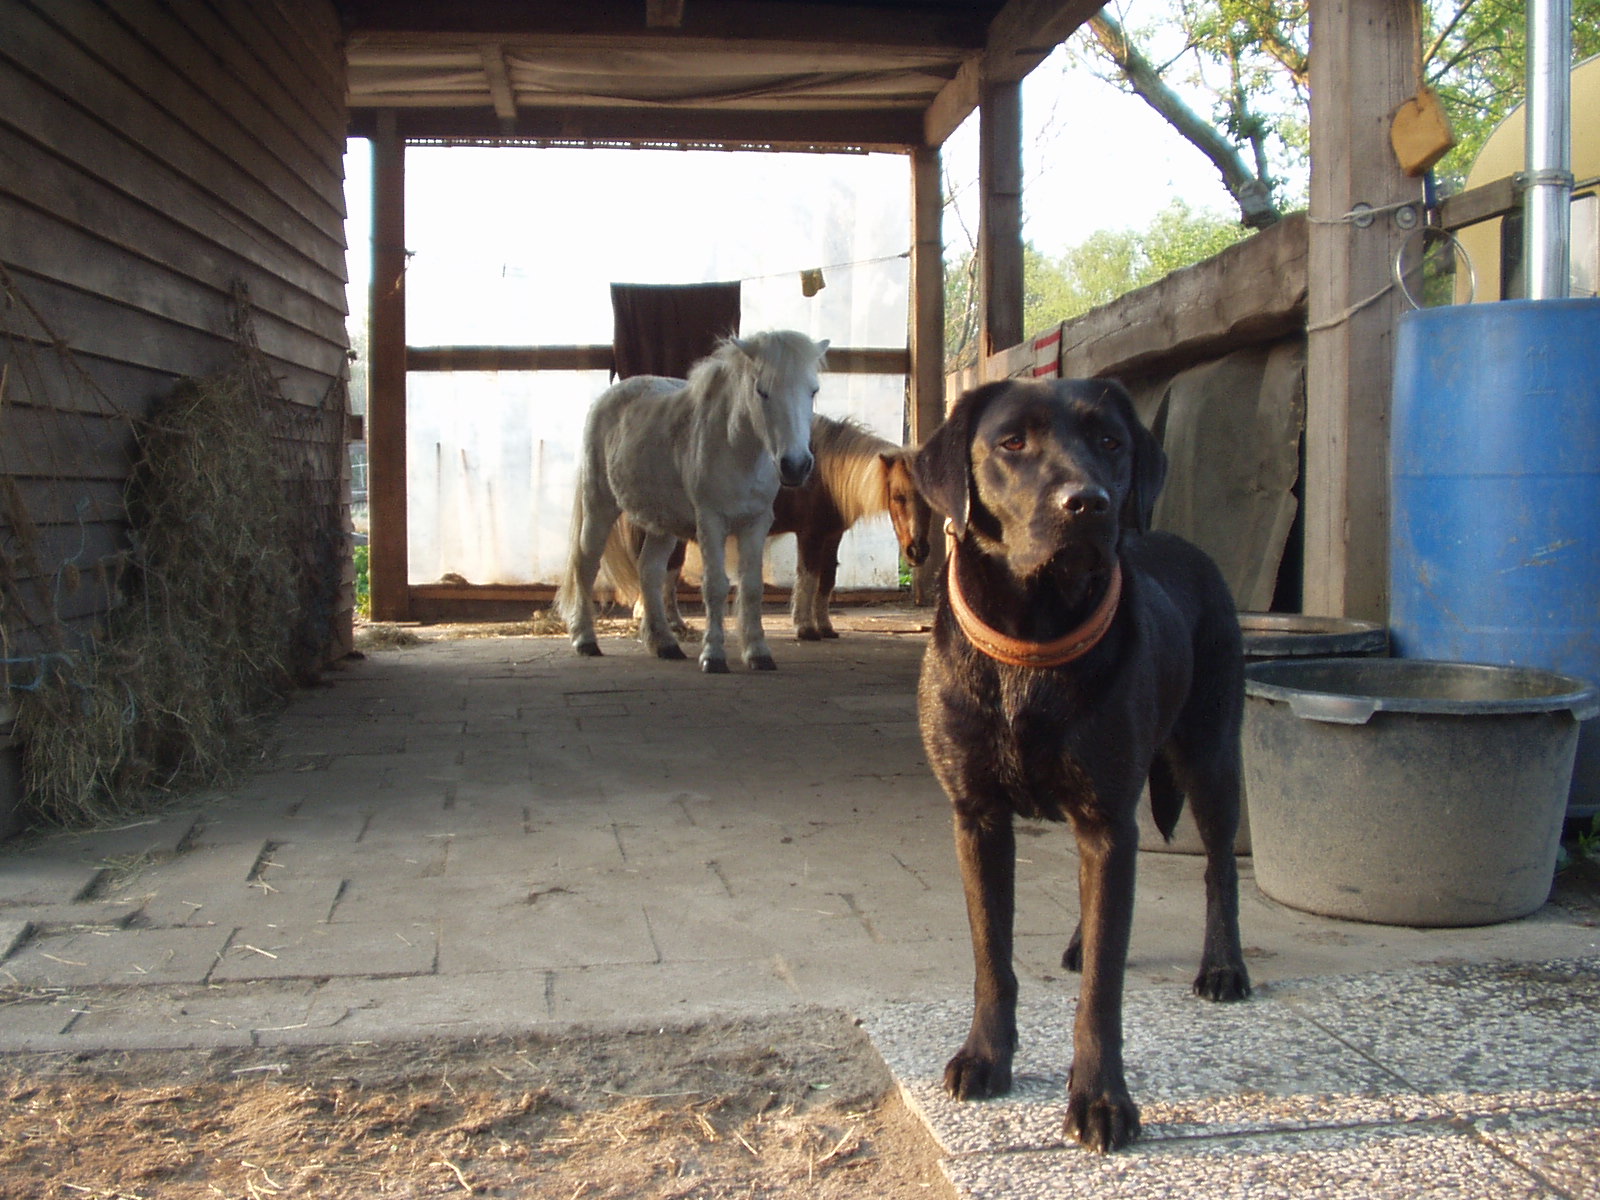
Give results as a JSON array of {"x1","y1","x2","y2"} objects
[
  {"x1": 812, "y1": 415, "x2": 899, "y2": 527},
  {"x1": 684, "y1": 330, "x2": 824, "y2": 403},
  {"x1": 680, "y1": 331, "x2": 825, "y2": 456}
]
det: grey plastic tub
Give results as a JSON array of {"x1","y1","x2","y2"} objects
[
  {"x1": 1239, "y1": 613, "x2": 1388, "y2": 662},
  {"x1": 1141, "y1": 614, "x2": 1389, "y2": 857},
  {"x1": 1243, "y1": 658, "x2": 1599, "y2": 927}
]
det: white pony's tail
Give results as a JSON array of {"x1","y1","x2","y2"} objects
[
  {"x1": 598, "y1": 520, "x2": 643, "y2": 608},
  {"x1": 553, "y1": 472, "x2": 589, "y2": 628}
]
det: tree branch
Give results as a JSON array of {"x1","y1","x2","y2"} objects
[{"x1": 1087, "y1": 12, "x2": 1280, "y2": 228}]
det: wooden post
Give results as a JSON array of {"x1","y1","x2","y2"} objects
[
  {"x1": 978, "y1": 77, "x2": 1024, "y2": 373},
  {"x1": 1303, "y1": 0, "x2": 1421, "y2": 620},
  {"x1": 909, "y1": 145, "x2": 946, "y2": 605},
  {"x1": 368, "y1": 112, "x2": 411, "y2": 622}
]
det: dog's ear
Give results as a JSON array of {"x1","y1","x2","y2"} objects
[
  {"x1": 911, "y1": 382, "x2": 1005, "y2": 538},
  {"x1": 1101, "y1": 379, "x2": 1167, "y2": 534}
]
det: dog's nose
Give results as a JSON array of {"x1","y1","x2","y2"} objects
[{"x1": 1057, "y1": 484, "x2": 1111, "y2": 517}]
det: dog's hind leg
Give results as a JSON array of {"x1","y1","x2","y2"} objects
[
  {"x1": 1179, "y1": 746, "x2": 1251, "y2": 1002},
  {"x1": 944, "y1": 809, "x2": 1019, "y2": 1101}
]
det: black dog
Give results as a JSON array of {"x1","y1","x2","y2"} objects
[{"x1": 912, "y1": 377, "x2": 1250, "y2": 1153}]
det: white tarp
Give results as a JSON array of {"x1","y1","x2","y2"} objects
[{"x1": 399, "y1": 146, "x2": 911, "y2": 588}]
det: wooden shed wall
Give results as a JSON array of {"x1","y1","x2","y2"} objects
[{"x1": 0, "y1": 0, "x2": 352, "y2": 670}]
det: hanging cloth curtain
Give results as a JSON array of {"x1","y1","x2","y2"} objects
[{"x1": 609, "y1": 281, "x2": 742, "y2": 381}]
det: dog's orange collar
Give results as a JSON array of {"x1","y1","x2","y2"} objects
[{"x1": 946, "y1": 548, "x2": 1122, "y2": 669}]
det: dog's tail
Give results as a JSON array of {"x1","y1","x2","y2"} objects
[{"x1": 1148, "y1": 755, "x2": 1185, "y2": 842}]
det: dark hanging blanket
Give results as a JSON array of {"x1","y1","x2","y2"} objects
[{"x1": 609, "y1": 281, "x2": 742, "y2": 381}]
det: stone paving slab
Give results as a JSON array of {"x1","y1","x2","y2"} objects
[
  {"x1": 1473, "y1": 1105, "x2": 1600, "y2": 1197},
  {"x1": 96, "y1": 841, "x2": 270, "y2": 909},
  {"x1": 137, "y1": 877, "x2": 346, "y2": 932},
  {"x1": 210, "y1": 920, "x2": 439, "y2": 982},
  {"x1": 436, "y1": 893, "x2": 657, "y2": 973},
  {"x1": 64, "y1": 980, "x2": 322, "y2": 1048},
  {"x1": 1276, "y1": 959, "x2": 1600, "y2": 1096},
  {"x1": 860, "y1": 957, "x2": 1600, "y2": 1200},
  {"x1": 0, "y1": 992, "x2": 83, "y2": 1045},
  {"x1": 0, "y1": 856, "x2": 106, "y2": 907},
  {"x1": 37, "y1": 812, "x2": 203, "y2": 863},
  {"x1": 939, "y1": 1116, "x2": 1575, "y2": 1200},
  {"x1": 2, "y1": 901, "x2": 140, "y2": 933},
  {"x1": 0, "y1": 916, "x2": 29, "y2": 959},
  {"x1": 3, "y1": 926, "x2": 233, "y2": 988}
]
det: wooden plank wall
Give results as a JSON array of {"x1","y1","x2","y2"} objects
[{"x1": 0, "y1": 0, "x2": 352, "y2": 680}]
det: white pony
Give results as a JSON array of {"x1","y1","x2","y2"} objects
[{"x1": 555, "y1": 330, "x2": 829, "y2": 672}]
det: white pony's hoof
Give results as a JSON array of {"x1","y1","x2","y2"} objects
[
  {"x1": 701, "y1": 656, "x2": 730, "y2": 674},
  {"x1": 574, "y1": 641, "x2": 602, "y2": 657},
  {"x1": 654, "y1": 643, "x2": 688, "y2": 661},
  {"x1": 747, "y1": 654, "x2": 778, "y2": 671},
  {"x1": 794, "y1": 627, "x2": 823, "y2": 642}
]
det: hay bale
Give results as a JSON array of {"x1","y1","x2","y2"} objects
[{"x1": 13, "y1": 367, "x2": 304, "y2": 827}]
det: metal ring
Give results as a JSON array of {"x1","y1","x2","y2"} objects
[{"x1": 1393, "y1": 226, "x2": 1476, "y2": 309}]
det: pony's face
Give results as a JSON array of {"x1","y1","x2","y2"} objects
[
  {"x1": 736, "y1": 334, "x2": 828, "y2": 487},
  {"x1": 881, "y1": 451, "x2": 932, "y2": 566}
]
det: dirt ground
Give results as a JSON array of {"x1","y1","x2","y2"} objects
[{"x1": 0, "y1": 1008, "x2": 955, "y2": 1199}]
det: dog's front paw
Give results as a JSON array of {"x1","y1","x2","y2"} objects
[
  {"x1": 1193, "y1": 963, "x2": 1251, "y2": 1002},
  {"x1": 1064, "y1": 1085, "x2": 1141, "y2": 1153},
  {"x1": 943, "y1": 1049, "x2": 1012, "y2": 1100}
]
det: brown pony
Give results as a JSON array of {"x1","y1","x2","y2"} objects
[{"x1": 602, "y1": 414, "x2": 933, "y2": 640}]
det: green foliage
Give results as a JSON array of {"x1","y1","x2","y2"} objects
[
  {"x1": 1428, "y1": 0, "x2": 1600, "y2": 189},
  {"x1": 354, "y1": 543, "x2": 371, "y2": 620},
  {"x1": 1079, "y1": 0, "x2": 1600, "y2": 205},
  {"x1": 945, "y1": 200, "x2": 1249, "y2": 368}
]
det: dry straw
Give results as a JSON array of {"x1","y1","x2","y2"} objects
[{"x1": 6, "y1": 283, "x2": 346, "y2": 828}]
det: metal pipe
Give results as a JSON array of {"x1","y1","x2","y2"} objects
[{"x1": 1525, "y1": 0, "x2": 1573, "y2": 299}]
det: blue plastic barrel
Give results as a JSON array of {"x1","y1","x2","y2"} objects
[{"x1": 1390, "y1": 298, "x2": 1600, "y2": 816}]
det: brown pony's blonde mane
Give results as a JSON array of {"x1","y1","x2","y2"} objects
[{"x1": 812, "y1": 415, "x2": 901, "y2": 526}]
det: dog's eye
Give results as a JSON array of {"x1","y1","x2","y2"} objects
[
  {"x1": 1099, "y1": 434, "x2": 1122, "y2": 452},
  {"x1": 998, "y1": 434, "x2": 1026, "y2": 452}
]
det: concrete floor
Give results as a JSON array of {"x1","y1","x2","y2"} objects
[{"x1": 2, "y1": 607, "x2": 1597, "y2": 1197}]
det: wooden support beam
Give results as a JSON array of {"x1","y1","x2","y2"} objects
[
  {"x1": 984, "y1": 0, "x2": 1106, "y2": 83},
  {"x1": 404, "y1": 345, "x2": 907, "y2": 374},
  {"x1": 646, "y1": 0, "x2": 686, "y2": 27},
  {"x1": 924, "y1": 1, "x2": 1104, "y2": 146},
  {"x1": 1303, "y1": 0, "x2": 1424, "y2": 621},
  {"x1": 978, "y1": 76, "x2": 1024, "y2": 368},
  {"x1": 910, "y1": 144, "x2": 947, "y2": 604},
  {"x1": 925, "y1": 55, "x2": 981, "y2": 148},
  {"x1": 479, "y1": 43, "x2": 516, "y2": 122},
  {"x1": 367, "y1": 113, "x2": 411, "y2": 622}
]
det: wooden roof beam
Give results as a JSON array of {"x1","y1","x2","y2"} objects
[
  {"x1": 479, "y1": 43, "x2": 516, "y2": 123},
  {"x1": 341, "y1": 1, "x2": 988, "y2": 51},
  {"x1": 647, "y1": 0, "x2": 687, "y2": 27},
  {"x1": 346, "y1": 105, "x2": 924, "y2": 152},
  {"x1": 923, "y1": 0, "x2": 1102, "y2": 147}
]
